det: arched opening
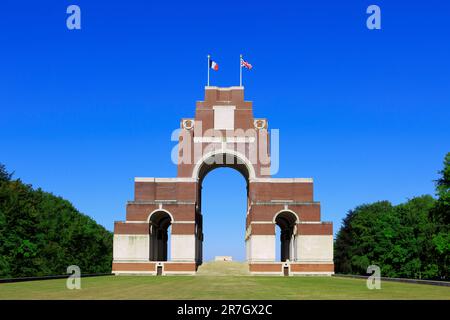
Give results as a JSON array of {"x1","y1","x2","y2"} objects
[
  {"x1": 149, "y1": 211, "x2": 172, "y2": 261},
  {"x1": 275, "y1": 211, "x2": 298, "y2": 262},
  {"x1": 195, "y1": 152, "x2": 251, "y2": 263},
  {"x1": 196, "y1": 152, "x2": 251, "y2": 213}
]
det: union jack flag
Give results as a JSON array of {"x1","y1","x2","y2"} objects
[{"x1": 241, "y1": 59, "x2": 253, "y2": 70}]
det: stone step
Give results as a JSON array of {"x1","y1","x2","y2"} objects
[{"x1": 196, "y1": 261, "x2": 250, "y2": 276}]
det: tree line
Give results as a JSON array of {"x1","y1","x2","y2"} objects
[
  {"x1": 0, "y1": 164, "x2": 113, "y2": 278},
  {"x1": 1, "y1": 152, "x2": 448, "y2": 280},
  {"x1": 334, "y1": 153, "x2": 449, "y2": 280}
]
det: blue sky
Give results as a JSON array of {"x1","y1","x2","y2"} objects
[{"x1": 1, "y1": 1, "x2": 449, "y2": 261}]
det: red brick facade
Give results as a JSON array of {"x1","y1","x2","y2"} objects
[{"x1": 113, "y1": 86, "x2": 334, "y2": 275}]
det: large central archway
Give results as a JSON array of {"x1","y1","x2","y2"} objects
[
  {"x1": 200, "y1": 167, "x2": 248, "y2": 262},
  {"x1": 195, "y1": 151, "x2": 252, "y2": 213},
  {"x1": 194, "y1": 151, "x2": 251, "y2": 264}
]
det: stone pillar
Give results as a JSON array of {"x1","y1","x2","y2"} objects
[
  {"x1": 171, "y1": 222, "x2": 196, "y2": 262},
  {"x1": 247, "y1": 222, "x2": 276, "y2": 262},
  {"x1": 113, "y1": 233, "x2": 149, "y2": 261},
  {"x1": 163, "y1": 229, "x2": 168, "y2": 261},
  {"x1": 248, "y1": 234, "x2": 275, "y2": 262},
  {"x1": 296, "y1": 223, "x2": 334, "y2": 263},
  {"x1": 194, "y1": 216, "x2": 203, "y2": 264},
  {"x1": 158, "y1": 229, "x2": 165, "y2": 261},
  {"x1": 149, "y1": 225, "x2": 156, "y2": 261},
  {"x1": 291, "y1": 234, "x2": 297, "y2": 261},
  {"x1": 280, "y1": 230, "x2": 291, "y2": 262}
]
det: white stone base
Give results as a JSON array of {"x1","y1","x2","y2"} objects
[
  {"x1": 114, "y1": 271, "x2": 156, "y2": 275},
  {"x1": 250, "y1": 272, "x2": 283, "y2": 276},
  {"x1": 113, "y1": 234, "x2": 149, "y2": 261},
  {"x1": 297, "y1": 235, "x2": 333, "y2": 262},
  {"x1": 247, "y1": 235, "x2": 275, "y2": 262},
  {"x1": 291, "y1": 272, "x2": 334, "y2": 276},
  {"x1": 171, "y1": 234, "x2": 196, "y2": 261}
]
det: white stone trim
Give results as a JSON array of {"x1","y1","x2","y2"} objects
[
  {"x1": 156, "y1": 261, "x2": 194, "y2": 264},
  {"x1": 251, "y1": 221, "x2": 273, "y2": 224},
  {"x1": 135, "y1": 177, "x2": 196, "y2": 183},
  {"x1": 298, "y1": 221, "x2": 322, "y2": 224},
  {"x1": 193, "y1": 137, "x2": 221, "y2": 143},
  {"x1": 247, "y1": 261, "x2": 283, "y2": 264},
  {"x1": 113, "y1": 258, "x2": 150, "y2": 262},
  {"x1": 128, "y1": 200, "x2": 196, "y2": 205},
  {"x1": 297, "y1": 259, "x2": 334, "y2": 262},
  {"x1": 121, "y1": 220, "x2": 195, "y2": 225},
  {"x1": 228, "y1": 137, "x2": 256, "y2": 143},
  {"x1": 250, "y1": 272, "x2": 283, "y2": 276},
  {"x1": 205, "y1": 86, "x2": 243, "y2": 90},
  {"x1": 147, "y1": 208, "x2": 174, "y2": 223},
  {"x1": 250, "y1": 178, "x2": 313, "y2": 183},
  {"x1": 193, "y1": 136, "x2": 255, "y2": 143},
  {"x1": 122, "y1": 221, "x2": 147, "y2": 224},
  {"x1": 213, "y1": 105, "x2": 236, "y2": 110},
  {"x1": 291, "y1": 272, "x2": 334, "y2": 276},
  {"x1": 272, "y1": 209, "x2": 300, "y2": 224},
  {"x1": 251, "y1": 201, "x2": 319, "y2": 206},
  {"x1": 191, "y1": 148, "x2": 256, "y2": 180},
  {"x1": 114, "y1": 271, "x2": 156, "y2": 275},
  {"x1": 294, "y1": 261, "x2": 335, "y2": 264},
  {"x1": 270, "y1": 199, "x2": 293, "y2": 203}
]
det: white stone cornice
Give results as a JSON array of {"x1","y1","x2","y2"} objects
[
  {"x1": 134, "y1": 177, "x2": 197, "y2": 183},
  {"x1": 249, "y1": 178, "x2": 313, "y2": 183},
  {"x1": 205, "y1": 86, "x2": 243, "y2": 90}
]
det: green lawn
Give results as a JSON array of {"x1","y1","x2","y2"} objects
[{"x1": 0, "y1": 275, "x2": 449, "y2": 300}]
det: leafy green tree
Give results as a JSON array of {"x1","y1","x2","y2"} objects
[
  {"x1": 335, "y1": 201, "x2": 397, "y2": 276},
  {"x1": 393, "y1": 196, "x2": 436, "y2": 279},
  {"x1": 0, "y1": 164, "x2": 12, "y2": 182},
  {"x1": 0, "y1": 163, "x2": 112, "y2": 278},
  {"x1": 335, "y1": 152, "x2": 450, "y2": 280},
  {"x1": 334, "y1": 197, "x2": 437, "y2": 279},
  {"x1": 429, "y1": 152, "x2": 450, "y2": 279},
  {"x1": 436, "y1": 152, "x2": 450, "y2": 210}
]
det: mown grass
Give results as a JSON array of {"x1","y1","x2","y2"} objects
[{"x1": 0, "y1": 275, "x2": 449, "y2": 300}]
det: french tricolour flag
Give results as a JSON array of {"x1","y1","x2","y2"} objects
[{"x1": 209, "y1": 59, "x2": 219, "y2": 71}]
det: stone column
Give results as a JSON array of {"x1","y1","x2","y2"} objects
[
  {"x1": 171, "y1": 222, "x2": 197, "y2": 262},
  {"x1": 163, "y1": 229, "x2": 168, "y2": 261}
]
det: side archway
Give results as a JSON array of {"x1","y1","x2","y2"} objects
[
  {"x1": 148, "y1": 210, "x2": 173, "y2": 261},
  {"x1": 274, "y1": 210, "x2": 299, "y2": 262}
]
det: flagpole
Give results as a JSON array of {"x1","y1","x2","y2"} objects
[
  {"x1": 207, "y1": 54, "x2": 210, "y2": 86},
  {"x1": 239, "y1": 54, "x2": 243, "y2": 87}
]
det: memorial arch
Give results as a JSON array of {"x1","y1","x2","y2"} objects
[{"x1": 112, "y1": 86, "x2": 334, "y2": 276}]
